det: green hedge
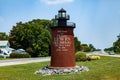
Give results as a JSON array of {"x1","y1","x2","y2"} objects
[
  {"x1": 75, "y1": 51, "x2": 87, "y2": 61},
  {"x1": 10, "y1": 52, "x2": 31, "y2": 58}
]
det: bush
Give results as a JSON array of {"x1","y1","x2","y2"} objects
[
  {"x1": 75, "y1": 51, "x2": 87, "y2": 61},
  {"x1": 26, "y1": 47, "x2": 34, "y2": 56},
  {"x1": 87, "y1": 55, "x2": 100, "y2": 61},
  {"x1": 10, "y1": 52, "x2": 31, "y2": 58}
]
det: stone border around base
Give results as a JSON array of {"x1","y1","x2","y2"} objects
[{"x1": 35, "y1": 65, "x2": 89, "y2": 75}]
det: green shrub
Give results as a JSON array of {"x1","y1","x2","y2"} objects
[
  {"x1": 75, "y1": 51, "x2": 87, "y2": 61},
  {"x1": 10, "y1": 52, "x2": 31, "y2": 58},
  {"x1": 26, "y1": 47, "x2": 34, "y2": 56}
]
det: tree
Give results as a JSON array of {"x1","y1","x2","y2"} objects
[
  {"x1": 74, "y1": 37, "x2": 81, "y2": 52},
  {"x1": 117, "y1": 34, "x2": 120, "y2": 39},
  {"x1": 80, "y1": 44, "x2": 91, "y2": 52},
  {"x1": 9, "y1": 19, "x2": 51, "y2": 57},
  {"x1": 104, "y1": 47, "x2": 113, "y2": 52},
  {"x1": 9, "y1": 22, "x2": 23, "y2": 49},
  {"x1": 0, "y1": 32, "x2": 8, "y2": 40},
  {"x1": 105, "y1": 34, "x2": 120, "y2": 54},
  {"x1": 89, "y1": 44, "x2": 96, "y2": 51},
  {"x1": 113, "y1": 34, "x2": 120, "y2": 54}
]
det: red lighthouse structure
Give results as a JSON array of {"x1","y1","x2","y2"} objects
[{"x1": 50, "y1": 8, "x2": 76, "y2": 68}]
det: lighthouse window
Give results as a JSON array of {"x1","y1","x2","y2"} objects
[
  {"x1": 62, "y1": 12, "x2": 66, "y2": 18},
  {"x1": 58, "y1": 13, "x2": 61, "y2": 17}
]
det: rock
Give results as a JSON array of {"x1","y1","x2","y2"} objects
[
  {"x1": 63, "y1": 69, "x2": 71, "y2": 73},
  {"x1": 35, "y1": 65, "x2": 89, "y2": 75}
]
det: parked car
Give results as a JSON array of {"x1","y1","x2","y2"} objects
[
  {"x1": 109, "y1": 51, "x2": 115, "y2": 55},
  {"x1": 12, "y1": 49, "x2": 28, "y2": 54}
]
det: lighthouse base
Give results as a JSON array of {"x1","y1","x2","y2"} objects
[{"x1": 49, "y1": 65, "x2": 78, "y2": 69}]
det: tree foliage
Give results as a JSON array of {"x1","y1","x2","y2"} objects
[
  {"x1": 80, "y1": 44, "x2": 91, "y2": 52},
  {"x1": 74, "y1": 37, "x2": 95, "y2": 52},
  {"x1": 113, "y1": 34, "x2": 120, "y2": 54},
  {"x1": 9, "y1": 19, "x2": 51, "y2": 57},
  {"x1": 74, "y1": 37, "x2": 81, "y2": 52},
  {"x1": 0, "y1": 32, "x2": 8, "y2": 40},
  {"x1": 89, "y1": 44, "x2": 96, "y2": 51},
  {"x1": 104, "y1": 34, "x2": 120, "y2": 54}
]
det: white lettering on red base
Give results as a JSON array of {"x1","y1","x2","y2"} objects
[{"x1": 53, "y1": 30, "x2": 71, "y2": 51}]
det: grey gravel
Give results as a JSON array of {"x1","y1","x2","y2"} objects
[{"x1": 35, "y1": 65, "x2": 89, "y2": 75}]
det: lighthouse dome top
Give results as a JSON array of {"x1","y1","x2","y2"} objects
[
  {"x1": 58, "y1": 8, "x2": 66, "y2": 12},
  {"x1": 53, "y1": 8, "x2": 76, "y2": 28}
]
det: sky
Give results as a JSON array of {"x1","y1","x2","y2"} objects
[{"x1": 0, "y1": 0, "x2": 120, "y2": 49}]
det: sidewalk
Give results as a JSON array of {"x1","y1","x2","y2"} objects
[{"x1": 0, "y1": 57, "x2": 50, "y2": 67}]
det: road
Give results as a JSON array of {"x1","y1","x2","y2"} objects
[
  {"x1": 87, "y1": 51, "x2": 120, "y2": 57},
  {"x1": 0, "y1": 57, "x2": 50, "y2": 67},
  {"x1": 0, "y1": 51, "x2": 120, "y2": 67}
]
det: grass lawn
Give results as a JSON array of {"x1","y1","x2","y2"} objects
[
  {"x1": 0, "y1": 58, "x2": 11, "y2": 60},
  {"x1": 0, "y1": 58, "x2": 6, "y2": 60},
  {"x1": 0, "y1": 56, "x2": 120, "y2": 80},
  {"x1": 0, "y1": 58, "x2": 17, "y2": 60}
]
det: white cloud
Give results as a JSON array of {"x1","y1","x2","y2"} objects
[{"x1": 41, "y1": 0, "x2": 74, "y2": 5}]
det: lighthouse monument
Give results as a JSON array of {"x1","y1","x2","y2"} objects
[
  {"x1": 50, "y1": 8, "x2": 76, "y2": 68},
  {"x1": 35, "y1": 9, "x2": 89, "y2": 75}
]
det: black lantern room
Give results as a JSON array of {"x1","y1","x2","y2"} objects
[{"x1": 55, "y1": 8, "x2": 70, "y2": 26}]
